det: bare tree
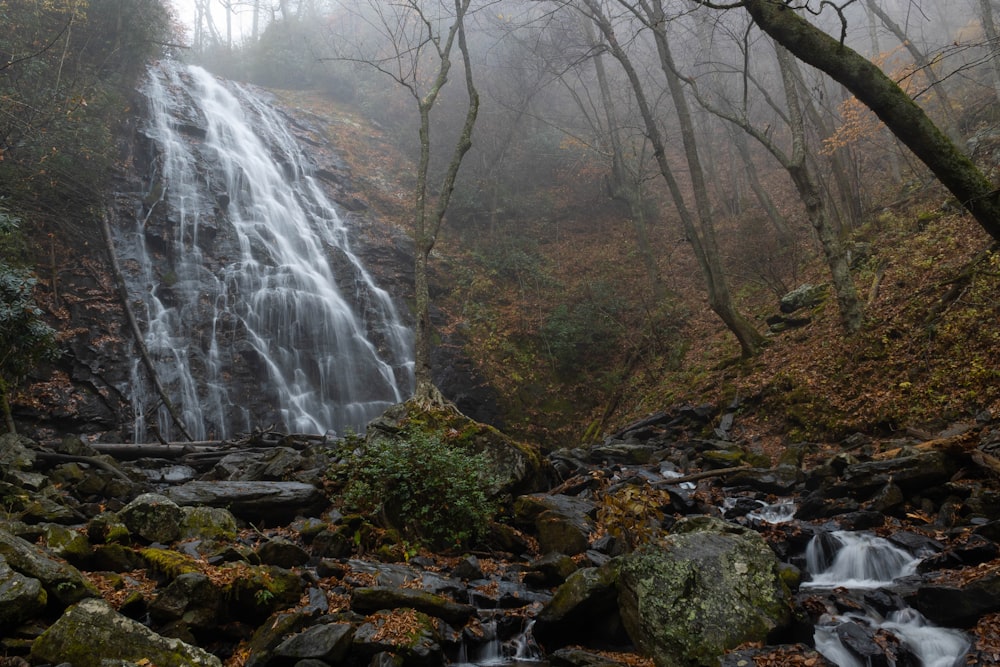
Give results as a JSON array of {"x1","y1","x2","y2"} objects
[
  {"x1": 331, "y1": 0, "x2": 481, "y2": 405},
  {"x1": 574, "y1": 0, "x2": 765, "y2": 357}
]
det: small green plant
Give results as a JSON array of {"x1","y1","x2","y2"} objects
[
  {"x1": 254, "y1": 589, "x2": 275, "y2": 606},
  {"x1": 343, "y1": 429, "x2": 499, "y2": 550}
]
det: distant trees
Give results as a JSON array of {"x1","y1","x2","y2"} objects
[
  {"x1": 0, "y1": 0, "x2": 172, "y2": 220},
  {"x1": 573, "y1": 0, "x2": 766, "y2": 356}
]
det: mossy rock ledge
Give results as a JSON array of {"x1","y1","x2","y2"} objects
[
  {"x1": 367, "y1": 399, "x2": 551, "y2": 497},
  {"x1": 31, "y1": 598, "x2": 222, "y2": 667},
  {"x1": 617, "y1": 516, "x2": 792, "y2": 667}
]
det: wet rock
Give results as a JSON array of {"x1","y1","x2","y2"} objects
[
  {"x1": 720, "y1": 643, "x2": 836, "y2": 666},
  {"x1": 617, "y1": 517, "x2": 792, "y2": 667},
  {"x1": 148, "y1": 572, "x2": 223, "y2": 627},
  {"x1": 0, "y1": 556, "x2": 47, "y2": 626},
  {"x1": 831, "y1": 621, "x2": 899, "y2": 666},
  {"x1": 352, "y1": 609, "x2": 443, "y2": 665},
  {"x1": 549, "y1": 647, "x2": 628, "y2": 667},
  {"x1": 31, "y1": 598, "x2": 222, "y2": 667},
  {"x1": 907, "y1": 570, "x2": 1000, "y2": 627},
  {"x1": 350, "y1": 586, "x2": 477, "y2": 626},
  {"x1": 273, "y1": 622, "x2": 355, "y2": 663},
  {"x1": 533, "y1": 561, "x2": 625, "y2": 650},
  {"x1": 118, "y1": 492, "x2": 184, "y2": 543},
  {"x1": 840, "y1": 451, "x2": 957, "y2": 496},
  {"x1": 727, "y1": 466, "x2": 804, "y2": 495},
  {"x1": 257, "y1": 537, "x2": 310, "y2": 567},
  {"x1": 212, "y1": 447, "x2": 304, "y2": 481},
  {"x1": 165, "y1": 481, "x2": 327, "y2": 524},
  {"x1": 451, "y1": 555, "x2": 484, "y2": 581}
]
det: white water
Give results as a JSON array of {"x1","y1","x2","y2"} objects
[
  {"x1": 805, "y1": 531, "x2": 969, "y2": 666},
  {"x1": 120, "y1": 62, "x2": 413, "y2": 441},
  {"x1": 804, "y1": 531, "x2": 919, "y2": 589},
  {"x1": 454, "y1": 617, "x2": 542, "y2": 666}
]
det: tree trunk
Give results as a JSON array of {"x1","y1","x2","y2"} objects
[
  {"x1": 0, "y1": 376, "x2": 15, "y2": 434},
  {"x1": 742, "y1": 0, "x2": 1000, "y2": 244},
  {"x1": 775, "y1": 45, "x2": 864, "y2": 333}
]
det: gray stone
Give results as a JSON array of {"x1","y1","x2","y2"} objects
[
  {"x1": 178, "y1": 505, "x2": 239, "y2": 541},
  {"x1": 274, "y1": 623, "x2": 355, "y2": 662},
  {"x1": 617, "y1": 516, "x2": 792, "y2": 667},
  {"x1": 118, "y1": 493, "x2": 184, "y2": 543},
  {"x1": 780, "y1": 283, "x2": 828, "y2": 313},
  {"x1": 31, "y1": 598, "x2": 222, "y2": 667},
  {"x1": 534, "y1": 561, "x2": 624, "y2": 649},
  {"x1": 148, "y1": 572, "x2": 223, "y2": 627},
  {"x1": 257, "y1": 537, "x2": 310, "y2": 567},
  {"x1": 166, "y1": 481, "x2": 326, "y2": 524}
]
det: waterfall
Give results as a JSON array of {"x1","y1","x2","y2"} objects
[{"x1": 118, "y1": 61, "x2": 413, "y2": 441}]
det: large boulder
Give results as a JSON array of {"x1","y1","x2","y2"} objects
[
  {"x1": 617, "y1": 516, "x2": 792, "y2": 667},
  {"x1": 31, "y1": 598, "x2": 222, "y2": 667},
  {"x1": 165, "y1": 481, "x2": 327, "y2": 524}
]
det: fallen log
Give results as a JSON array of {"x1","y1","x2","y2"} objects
[
  {"x1": 652, "y1": 465, "x2": 751, "y2": 487},
  {"x1": 89, "y1": 441, "x2": 228, "y2": 460},
  {"x1": 871, "y1": 430, "x2": 979, "y2": 461}
]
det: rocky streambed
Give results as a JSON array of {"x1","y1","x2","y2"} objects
[{"x1": 3, "y1": 402, "x2": 1000, "y2": 667}]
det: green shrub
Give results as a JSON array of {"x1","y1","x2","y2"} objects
[{"x1": 342, "y1": 429, "x2": 499, "y2": 550}]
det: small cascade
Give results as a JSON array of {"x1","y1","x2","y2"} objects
[
  {"x1": 803, "y1": 531, "x2": 920, "y2": 589},
  {"x1": 119, "y1": 62, "x2": 413, "y2": 440},
  {"x1": 454, "y1": 614, "x2": 543, "y2": 667},
  {"x1": 804, "y1": 531, "x2": 970, "y2": 666}
]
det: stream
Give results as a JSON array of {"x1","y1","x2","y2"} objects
[{"x1": 804, "y1": 531, "x2": 970, "y2": 666}]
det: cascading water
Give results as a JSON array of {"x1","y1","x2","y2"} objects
[
  {"x1": 804, "y1": 531, "x2": 970, "y2": 666},
  {"x1": 118, "y1": 61, "x2": 413, "y2": 441}
]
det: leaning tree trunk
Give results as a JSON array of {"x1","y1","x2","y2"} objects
[
  {"x1": 742, "y1": 0, "x2": 1000, "y2": 244},
  {"x1": 100, "y1": 212, "x2": 195, "y2": 442}
]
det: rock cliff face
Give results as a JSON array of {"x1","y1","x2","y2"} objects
[{"x1": 17, "y1": 63, "x2": 497, "y2": 441}]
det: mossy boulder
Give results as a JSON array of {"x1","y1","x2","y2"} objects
[
  {"x1": 31, "y1": 598, "x2": 222, "y2": 667},
  {"x1": 178, "y1": 505, "x2": 239, "y2": 541},
  {"x1": 118, "y1": 493, "x2": 184, "y2": 543},
  {"x1": 617, "y1": 516, "x2": 792, "y2": 667}
]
